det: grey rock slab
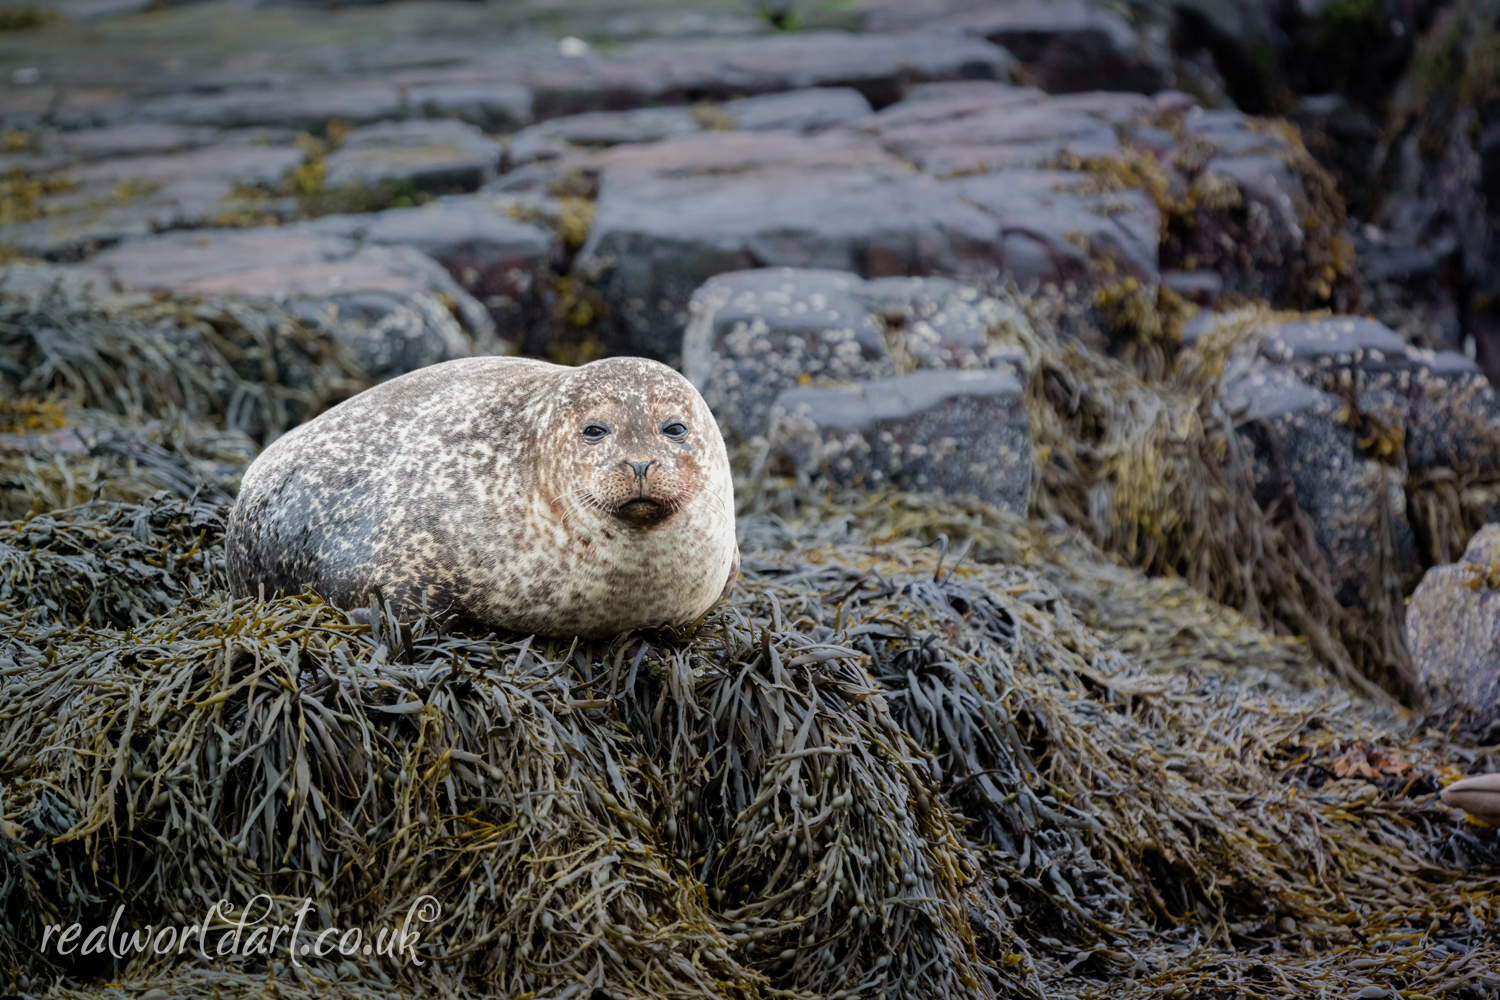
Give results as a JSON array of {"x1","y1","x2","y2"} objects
[
  {"x1": 405, "y1": 80, "x2": 533, "y2": 132},
  {"x1": 521, "y1": 30, "x2": 1016, "y2": 118},
  {"x1": 683, "y1": 268, "x2": 896, "y2": 444},
  {"x1": 0, "y1": 141, "x2": 304, "y2": 260},
  {"x1": 1256, "y1": 316, "x2": 1409, "y2": 367},
  {"x1": 308, "y1": 196, "x2": 555, "y2": 347},
  {"x1": 43, "y1": 123, "x2": 224, "y2": 161},
  {"x1": 505, "y1": 88, "x2": 873, "y2": 167},
  {"x1": 323, "y1": 119, "x2": 501, "y2": 193},
  {"x1": 947, "y1": 169, "x2": 1161, "y2": 287},
  {"x1": 83, "y1": 228, "x2": 496, "y2": 380},
  {"x1": 1407, "y1": 524, "x2": 1500, "y2": 726},
  {"x1": 126, "y1": 80, "x2": 404, "y2": 132},
  {"x1": 1202, "y1": 154, "x2": 1305, "y2": 248},
  {"x1": 56, "y1": 139, "x2": 303, "y2": 191},
  {"x1": 1253, "y1": 317, "x2": 1413, "y2": 444},
  {"x1": 0, "y1": 261, "x2": 115, "y2": 302},
  {"x1": 918, "y1": 0, "x2": 1172, "y2": 94},
  {"x1": 683, "y1": 267, "x2": 1023, "y2": 444},
  {"x1": 507, "y1": 107, "x2": 702, "y2": 166},
  {"x1": 767, "y1": 367, "x2": 1030, "y2": 511},
  {"x1": 576, "y1": 130, "x2": 1006, "y2": 362},
  {"x1": 723, "y1": 88, "x2": 873, "y2": 131},
  {"x1": 860, "y1": 87, "x2": 1144, "y2": 176}
]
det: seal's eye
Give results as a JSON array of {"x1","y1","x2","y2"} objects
[
  {"x1": 660, "y1": 422, "x2": 688, "y2": 439},
  {"x1": 582, "y1": 423, "x2": 610, "y2": 442}
]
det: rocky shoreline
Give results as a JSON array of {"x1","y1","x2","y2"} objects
[{"x1": 2, "y1": 0, "x2": 1499, "y2": 997}]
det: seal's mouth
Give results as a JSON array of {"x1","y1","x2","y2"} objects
[{"x1": 613, "y1": 497, "x2": 670, "y2": 528}]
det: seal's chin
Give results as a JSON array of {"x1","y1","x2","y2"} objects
[{"x1": 612, "y1": 498, "x2": 671, "y2": 528}]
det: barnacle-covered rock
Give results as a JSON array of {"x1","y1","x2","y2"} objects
[
  {"x1": 683, "y1": 268, "x2": 1024, "y2": 446},
  {"x1": 767, "y1": 368, "x2": 1030, "y2": 511},
  {"x1": 1407, "y1": 524, "x2": 1500, "y2": 728}
]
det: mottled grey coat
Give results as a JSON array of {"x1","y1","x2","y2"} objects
[{"x1": 227, "y1": 356, "x2": 739, "y2": 637}]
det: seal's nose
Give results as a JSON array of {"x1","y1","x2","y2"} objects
[{"x1": 628, "y1": 460, "x2": 653, "y2": 482}]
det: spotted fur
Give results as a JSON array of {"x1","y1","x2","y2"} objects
[{"x1": 226, "y1": 356, "x2": 739, "y2": 638}]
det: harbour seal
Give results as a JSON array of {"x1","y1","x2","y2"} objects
[{"x1": 226, "y1": 356, "x2": 739, "y2": 638}]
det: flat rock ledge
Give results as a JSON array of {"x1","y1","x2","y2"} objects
[
  {"x1": 576, "y1": 84, "x2": 1349, "y2": 362},
  {"x1": 768, "y1": 368, "x2": 1030, "y2": 511},
  {"x1": 684, "y1": 267, "x2": 1030, "y2": 512},
  {"x1": 49, "y1": 228, "x2": 500, "y2": 381}
]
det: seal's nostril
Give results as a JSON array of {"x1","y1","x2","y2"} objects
[{"x1": 628, "y1": 460, "x2": 652, "y2": 481}]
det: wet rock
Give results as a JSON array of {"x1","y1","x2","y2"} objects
[
  {"x1": 508, "y1": 107, "x2": 704, "y2": 166},
  {"x1": 577, "y1": 131, "x2": 1004, "y2": 362},
  {"x1": 683, "y1": 269, "x2": 893, "y2": 443},
  {"x1": 79, "y1": 228, "x2": 497, "y2": 379},
  {"x1": 404, "y1": 80, "x2": 534, "y2": 132},
  {"x1": 1195, "y1": 154, "x2": 1309, "y2": 302},
  {"x1": 767, "y1": 367, "x2": 1030, "y2": 511},
  {"x1": 866, "y1": 0, "x2": 1171, "y2": 94},
  {"x1": 1353, "y1": 227, "x2": 1462, "y2": 354},
  {"x1": 568, "y1": 79, "x2": 1357, "y2": 359},
  {"x1": 1224, "y1": 361, "x2": 1415, "y2": 616},
  {"x1": 856, "y1": 84, "x2": 1136, "y2": 175},
  {"x1": 1407, "y1": 524, "x2": 1500, "y2": 726},
  {"x1": 945, "y1": 169, "x2": 1160, "y2": 288},
  {"x1": 0, "y1": 139, "x2": 304, "y2": 260},
  {"x1": 1252, "y1": 318, "x2": 1500, "y2": 500},
  {"x1": 1151, "y1": 103, "x2": 1355, "y2": 314},
  {"x1": 682, "y1": 268, "x2": 1022, "y2": 444},
  {"x1": 522, "y1": 30, "x2": 1016, "y2": 118},
  {"x1": 722, "y1": 88, "x2": 873, "y2": 131},
  {"x1": 127, "y1": 80, "x2": 405, "y2": 132},
  {"x1": 506, "y1": 88, "x2": 874, "y2": 167},
  {"x1": 323, "y1": 119, "x2": 502, "y2": 194},
  {"x1": 44, "y1": 123, "x2": 224, "y2": 161},
  {"x1": 305, "y1": 196, "x2": 555, "y2": 347},
  {"x1": 1161, "y1": 269, "x2": 1222, "y2": 304},
  {"x1": 1403, "y1": 348, "x2": 1500, "y2": 484},
  {"x1": 0, "y1": 261, "x2": 114, "y2": 302}
]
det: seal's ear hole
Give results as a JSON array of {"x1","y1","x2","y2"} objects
[
  {"x1": 582, "y1": 423, "x2": 610, "y2": 442},
  {"x1": 660, "y1": 421, "x2": 687, "y2": 438}
]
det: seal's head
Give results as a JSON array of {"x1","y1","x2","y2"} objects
[{"x1": 535, "y1": 356, "x2": 729, "y2": 533}]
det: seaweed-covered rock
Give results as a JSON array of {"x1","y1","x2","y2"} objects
[
  {"x1": 78, "y1": 228, "x2": 498, "y2": 378},
  {"x1": 1225, "y1": 361, "x2": 1417, "y2": 612},
  {"x1": 767, "y1": 367, "x2": 1030, "y2": 510},
  {"x1": 1404, "y1": 348, "x2": 1500, "y2": 484},
  {"x1": 682, "y1": 268, "x2": 1022, "y2": 443},
  {"x1": 322, "y1": 119, "x2": 502, "y2": 194},
  {"x1": 1406, "y1": 524, "x2": 1500, "y2": 727}
]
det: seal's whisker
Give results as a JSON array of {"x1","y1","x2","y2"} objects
[{"x1": 682, "y1": 484, "x2": 734, "y2": 529}]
